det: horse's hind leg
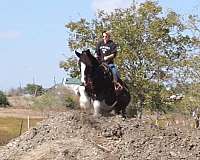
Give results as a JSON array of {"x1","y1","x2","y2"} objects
[
  {"x1": 114, "y1": 106, "x2": 121, "y2": 115},
  {"x1": 121, "y1": 107, "x2": 127, "y2": 118},
  {"x1": 114, "y1": 106, "x2": 127, "y2": 118}
]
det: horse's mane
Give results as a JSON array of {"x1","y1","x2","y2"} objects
[{"x1": 85, "y1": 50, "x2": 99, "y2": 67}]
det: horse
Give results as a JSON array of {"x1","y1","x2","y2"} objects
[{"x1": 75, "y1": 49, "x2": 131, "y2": 117}]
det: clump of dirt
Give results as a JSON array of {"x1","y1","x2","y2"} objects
[{"x1": 0, "y1": 109, "x2": 200, "y2": 160}]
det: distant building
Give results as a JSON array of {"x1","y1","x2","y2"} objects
[{"x1": 63, "y1": 78, "x2": 81, "y2": 95}]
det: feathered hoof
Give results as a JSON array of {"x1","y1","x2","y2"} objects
[{"x1": 93, "y1": 113, "x2": 102, "y2": 118}]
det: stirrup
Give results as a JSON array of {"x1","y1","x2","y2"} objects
[{"x1": 114, "y1": 82, "x2": 123, "y2": 91}]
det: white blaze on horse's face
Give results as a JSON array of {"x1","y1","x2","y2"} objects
[{"x1": 80, "y1": 61, "x2": 86, "y2": 84}]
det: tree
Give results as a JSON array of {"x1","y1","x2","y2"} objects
[
  {"x1": 24, "y1": 84, "x2": 44, "y2": 96},
  {"x1": 59, "y1": 56, "x2": 80, "y2": 78},
  {"x1": 62, "y1": 1, "x2": 199, "y2": 116}
]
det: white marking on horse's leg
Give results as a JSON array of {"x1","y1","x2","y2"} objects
[
  {"x1": 93, "y1": 100, "x2": 101, "y2": 116},
  {"x1": 80, "y1": 62, "x2": 86, "y2": 84},
  {"x1": 78, "y1": 86, "x2": 90, "y2": 110}
]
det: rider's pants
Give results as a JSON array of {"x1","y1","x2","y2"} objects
[{"x1": 108, "y1": 64, "x2": 120, "y2": 81}]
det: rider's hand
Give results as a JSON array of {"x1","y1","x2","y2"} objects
[{"x1": 104, "y1": 56, "x2": 108, "y2": 61}]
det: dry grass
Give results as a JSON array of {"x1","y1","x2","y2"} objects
[
  {"x1": 150, "y1": 113, "x2": 196, "y2": 129},
  {"x1": 0, "y1": 86, "x2": 79, "y2": 146},
  {"x1": 32, "y1": 86, "x2": 80, "y2": 112},
  {"x1": 0, "y1": 117, "x2": 43, "y2": 146}
]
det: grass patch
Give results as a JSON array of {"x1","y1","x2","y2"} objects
[{"x1": 0, "y1": 117, "x2": 43, "y2": 146}]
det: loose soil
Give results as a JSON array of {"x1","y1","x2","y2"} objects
[{"x1": 0, "y1": 109, "x2": 199, "y2": 160}]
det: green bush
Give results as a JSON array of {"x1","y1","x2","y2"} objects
[
  {"x1": 65, "y1": 97, "x2": 76, "y2": 109},
  {"x1": 0, "y1": 91, "x2": 9, "y2": 107}
]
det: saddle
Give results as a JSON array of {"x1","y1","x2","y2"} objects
[{"x1": 99, "y1": 63, "x2": 111, "y2": 74}]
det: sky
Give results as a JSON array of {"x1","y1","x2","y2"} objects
[{"x1": 0, "y1": 0, "x2": 199, "y2": 91}]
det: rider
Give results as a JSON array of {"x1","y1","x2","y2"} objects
[{"x1": 95, "y1": 30, "x2": 122, "y2": 90}]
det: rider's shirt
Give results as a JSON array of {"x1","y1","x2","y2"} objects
[{"x1": 96, "y1": 40, "x2": 117, "y2": 64}]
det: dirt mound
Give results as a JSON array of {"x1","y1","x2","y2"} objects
[{"x1": 0, "y1": 109, "x2": 200, "y2": 160}]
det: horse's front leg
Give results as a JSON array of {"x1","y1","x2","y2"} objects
[
  {"x1": 93, "y1": 100, "x2": 101, "y2": 117},
  {"x1": 79, "y1": 86, "x2": 91, "y2": 110}
]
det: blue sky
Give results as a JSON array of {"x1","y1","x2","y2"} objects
[{"x1": 0, "y1": 0, "x2": 199, "y2": 91}]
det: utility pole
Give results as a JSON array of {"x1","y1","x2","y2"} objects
[
  {"x1": 19, "y1": 81, "x2": 22, "y2": 90},
  {"x1": 33, "y1": 77, "x2": 35, "y2": 84},
  {"x1": 19, "y1": 81, "x2": 22, "y2": 95},
  {"x1": 132, "y1": 0, "x2": 136, "y2": 10},
  {"x1": 53, "y1": 76, "x2": 56, "y2": 86}
]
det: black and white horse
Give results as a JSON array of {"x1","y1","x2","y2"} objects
[{"x1": 75, "y1": 49, "x2": 131, "y2": 117}]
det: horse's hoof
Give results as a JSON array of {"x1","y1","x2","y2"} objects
[
  {"x1": 122, "y1": 116, "x2": 127, "y2": 121},
  {"x1": 93, "y1": 113, "x2": 102, "y2": 118}
]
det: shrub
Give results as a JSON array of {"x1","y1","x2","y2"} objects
[
  {"x1": 65, "y1": 97, "x2": 76, "y2": 109},
  {"x1": 0, "y1": 91, "x2": 9, "y2": 107}
]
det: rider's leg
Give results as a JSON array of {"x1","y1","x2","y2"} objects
[
  {"x1": 108, "y1": 64, "x2": 122, "y2": 90},
  {"x1": 108, "y1": 64, "x2": 120, "y2": 81}
]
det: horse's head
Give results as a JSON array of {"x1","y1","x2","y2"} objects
[
  {"x1": 75, "y1": 49, "x2": 99, "y2": 84},
  {"x1": 75, "y1": 49, "x2": 96, "y2": 67}
]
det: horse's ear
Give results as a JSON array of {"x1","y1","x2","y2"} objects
[
  {"x1": 75, "y1": 50, "x2": 81, "y2": 58},
  {"x1": 85, "y1": 49, "x2": 91, "y2": 54}
]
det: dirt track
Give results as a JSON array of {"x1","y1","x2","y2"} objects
[{"x1": 0, "y1": 109, "x2": 200, "y2": 160}]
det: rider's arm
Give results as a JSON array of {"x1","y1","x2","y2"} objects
[
  {"x1": 104, "y1": 42, "x2": 117, "y2": 61},
  {"x1": 104, "y1": 53, "x2": 115, "y2": 61}
]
